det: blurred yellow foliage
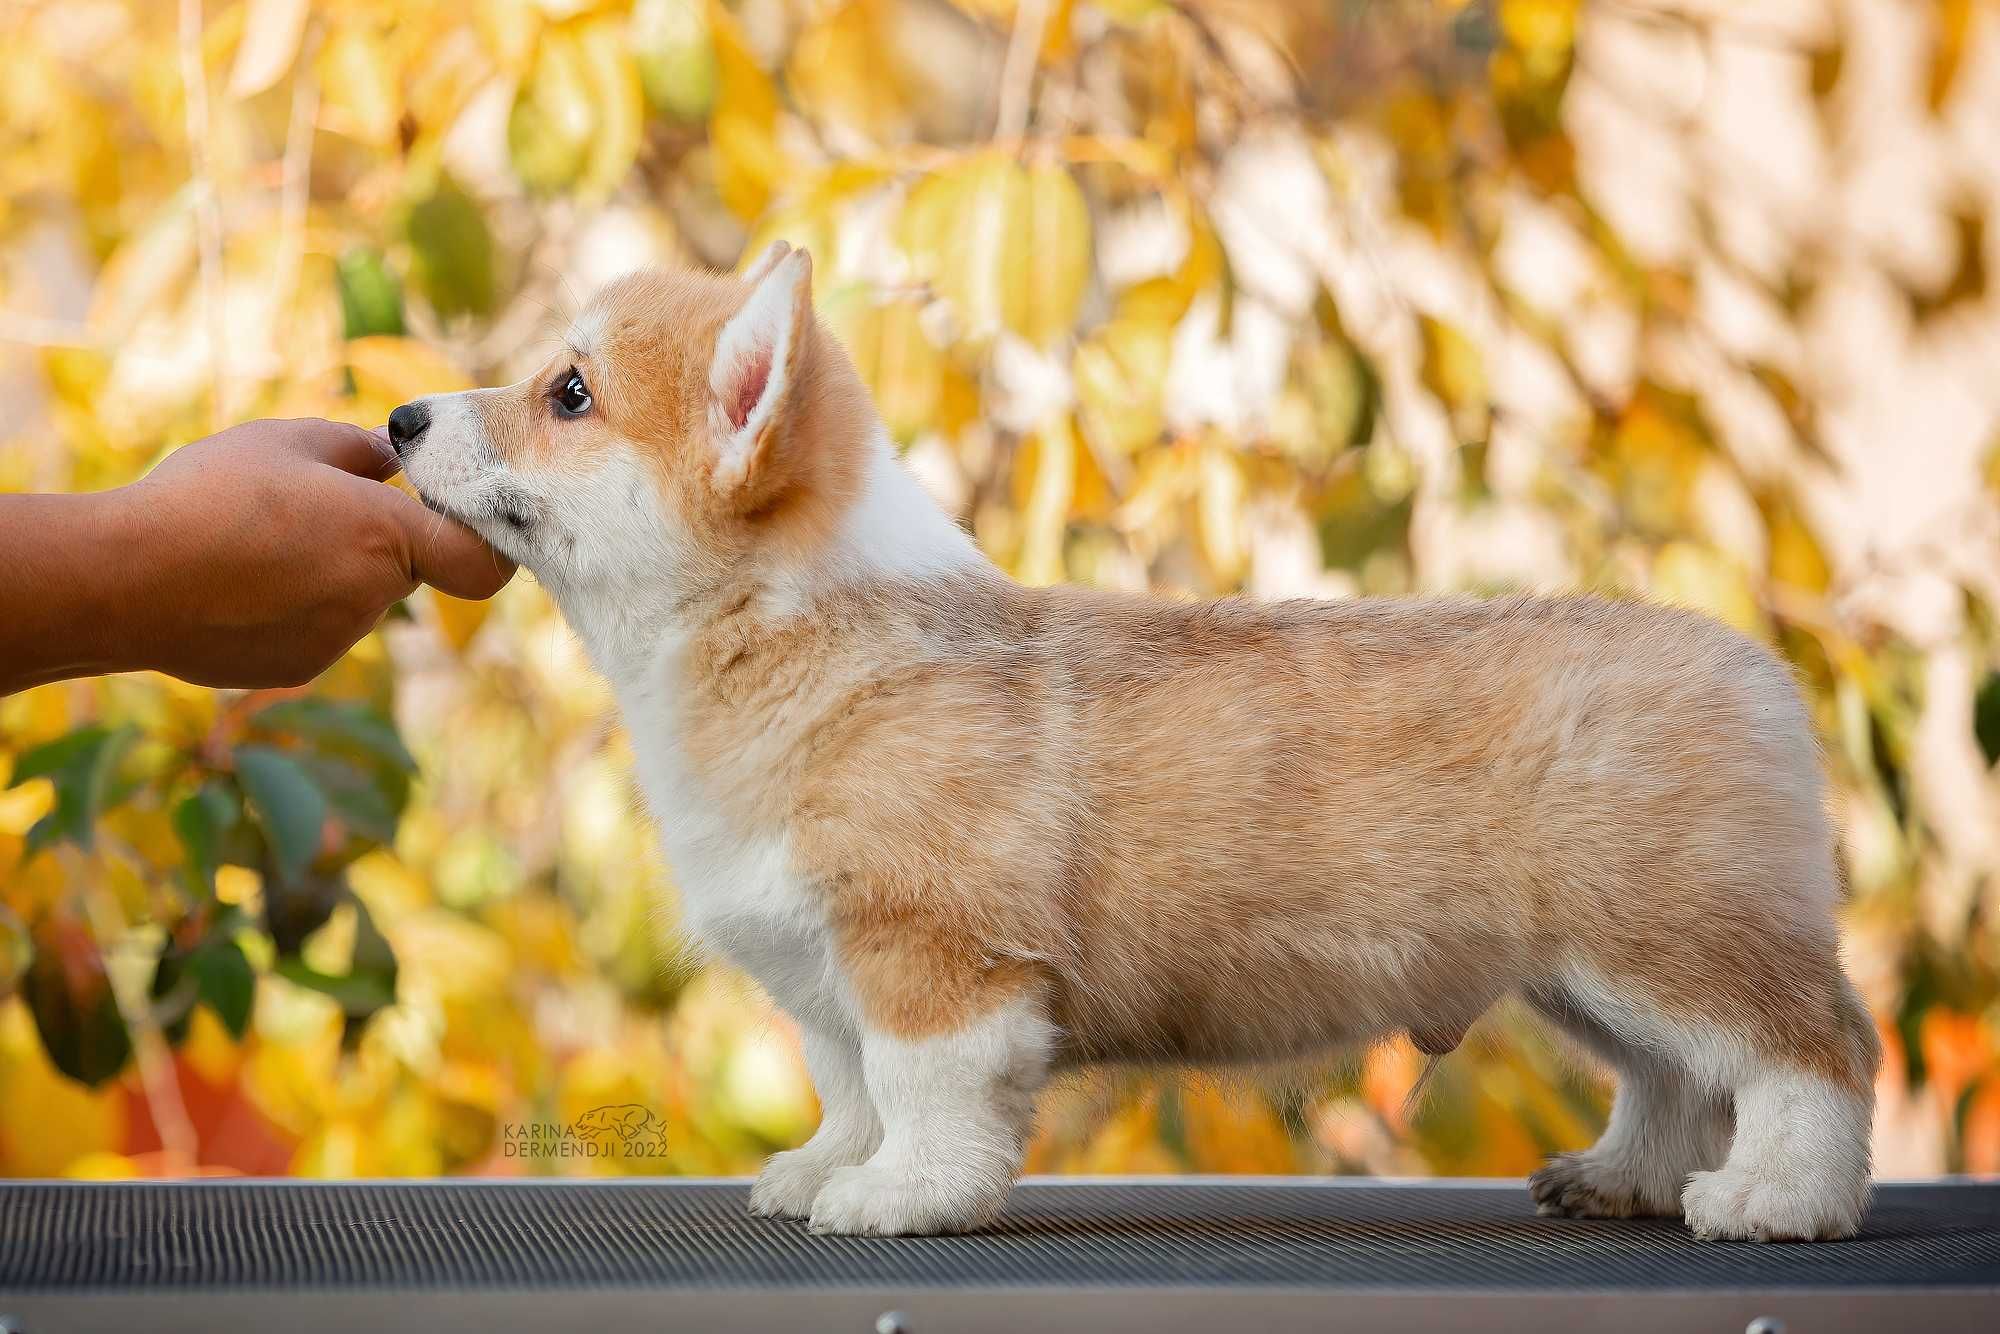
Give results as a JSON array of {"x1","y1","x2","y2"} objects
[{"x1": 3, "y1": 0, "x2": 1998, "y2": 1185}]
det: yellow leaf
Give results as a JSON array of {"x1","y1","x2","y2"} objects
[
  {"x1": 1651, "y1": 541, "x2": 1764, "y2": 636},
  {"x1": 708, "y1": 0, "x2": 787, "y2": 220},
  {"x1": 182, "y1": 1006, "x2": 244, "y2": 1088},
  {"x1": 1596, "y1": 386, "x2": 1711, "y2": 537},
  {"x1": 62, "y1": 1151, "x2": 142, "y2": 1180},
  {"x1": 1195, "y1": 445, "x2": 1247, "y2": 585},
  {"x1": 1927, "y1": 0, "x2": 1974, "y2": 114},
  {"x1": 575, "y1": 17, "x2": 646, "y2": 198},
  {"x1": 634, "y1": 0, "x2": 716, "y2": 121},
  {"x1": 1092, "y1": 0, "x2": 1168, "y2": 21},
  {"x1": 1418, "y1": 315, "x2": 1488, "y2": 441},
  {"x1": 899, "y1": 155, "x2": 1002, "y2": 336},
  {"x1": 430, "y1": 588, "x2": 493, "y2": 655},
  {"x1": 741, "y1": 164, "x2": 890, "y2": 275},
  {"x1": 1075, "y1": 317, "x2": 1171, "y2": 456},
  {"x1": 216, "y1": 865, "x2": 263, "y2": 914},
  {"x1": 899, "y1": 153, "x2": 1092, "y2": 347},
  {"x1": 787, "y1": 0, "x2": 905, "y2": 139},
  {"x1": 474, "y1": 0, "x2": 546, "y2": 78},
  {"x1": 1015, "y1": 416, "x2": 1077, "y2": 585},
  {"x1": 1061, "y1": 1089, "x2": 1181, "y2": 1174},
  {"x1": 345, "y1": 337, "x2": 474, "y2": 414},
  {"x1": 1005, "y1": 161, "x2": 1092, "y2": 347},
  {"x1": 822, "y1": 288, "x2": 944, "y2": 444},
  {"x1": 1760, "y1": 493, "x2": 1831, "y2": 595},
  {"x1": 317, "y1": 21, "x2": 400, "y2": 147},
  {"x1": 508, "y1": 25, "x2": 596, "y2": 193},
  {"x1": 0, "y1": 780, "x2": 54, "y2": 837},
  {"x1": 228, "y1": 0, "x2": 309, "y2": 100},
  {"x1": 0, "y1": 1000, "x2": 126, "y2": 1176},
  {"x1": 1498, "y1": 0, "x2": 1578, "y2": 55}
]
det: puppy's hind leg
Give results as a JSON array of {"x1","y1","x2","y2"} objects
[
  {"x1": 1679, "y1": 976, "x2": 1878, "y2": 1243},
  {"x1": 1538, "y1": 948, "x2": 1877, "y2": 1242},
  {"x1": 1527, "y1": 984, "x2": 1733, "y2": 1220}
]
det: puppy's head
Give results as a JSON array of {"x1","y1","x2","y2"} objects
[{"x1": 391, "y1": 243, "x2": 869, "y2": 600}]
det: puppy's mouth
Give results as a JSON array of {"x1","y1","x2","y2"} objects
[{"x1": 416, "y1": 486, "x2": 536, "y2": 535}]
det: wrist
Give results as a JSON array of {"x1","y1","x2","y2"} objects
[
  {"x1": 0, "y1": 490, "x2": 134, "y2": 694},
  {"x1": 76, "y1": 485, "x2": 162, "y2": 676}
]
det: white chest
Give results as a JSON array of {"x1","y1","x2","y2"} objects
[{"x1": 621, "y1": 710, "x2": 849, "y2": 1034}]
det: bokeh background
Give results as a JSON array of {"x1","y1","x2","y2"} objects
[{"x1": 2, "y1": 0, "x2": 1998, "y2": 1182}]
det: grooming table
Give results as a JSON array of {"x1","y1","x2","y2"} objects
[{"x1": 1, "y1": 1178, "x2": 1994, "y2": 1332}]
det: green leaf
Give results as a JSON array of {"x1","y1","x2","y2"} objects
[
  {"x1": 263, "y1": 869, "x2": 344, "y2": 958},
  {"x1": 10, "y1": 726, "x2": 113, "y2": 785},
  {"x1": 173, "y1": 780, "x2": 241, "y2": 895},
  {"x1": 1316, "y1": 467, "x2": 1414, "y2": 574},
  {"x1": 336, "y1": 247, "x2": 405, "y2": 339},
  {"x1": 273, "y1": 888, "x2": 398, "y2": 1049},
  {"x1": 234, "y1": 744, "x2": 328, "y2": 885},
  {"x1": 24, "y1": 938, "x2": 131, "y2": 1087},
  {"x1": 275, "y1": 959, "x2": 396, "y2": 1015},
  {"x1": 1867, "y1": 708, "x2": 1911, "y2": 828},
  {"x1": 251, "y1": 698, "x2": 416, "y2": 773},
  {"x1": 190, "y1": 938, "x2": 256, "y2": 1039},
  {"x1": 298, "y1": 753, "x2": 403, "y2": 845},
  {"x1": 149, "y1": 939, "x2": 200, "y2": 1043},
  {"x1": 348, "y1": 893, "x2": 398, "y2": 982},
  {"x1": 16, "y1": 724, "x2": 138, "y2": 854},
  {"x1": 406, "y1": 175, "x2": 496, "y2": 320},
  {"x1": 1974, "y1": 670, "x2": 2000, "y2": 768}
]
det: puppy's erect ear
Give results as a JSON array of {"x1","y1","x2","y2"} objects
[
  {"x1": 737, "y1": 239, "x2": 792, "y2": 286},
  {"x1": 708, "y1": 246, "x2": 812, "y2": 502}
]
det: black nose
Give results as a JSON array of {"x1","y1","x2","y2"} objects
[{"x1": 386, "y1": 402, "x2": 431, "y2": 453}]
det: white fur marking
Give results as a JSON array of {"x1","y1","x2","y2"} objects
[
  {"x1": 1683, "y1": 1068, "x2": 1871, "y2": 1241},
  {"x1": 750, "y1": 1026, "x2": 881, "y2": 1218},
  {"x1": 826, "y1": 434, "x2": 985, "y2": 582},
  {"x1": 567, "y1": 305, "x2": 608, "y2": 359},
  {"x1": 1555, "y1": 963, "x2": 1871, "y2": 1241},
  {"x1": 807, "y1": 1001, "x2": 1054, "y2": 1236}
]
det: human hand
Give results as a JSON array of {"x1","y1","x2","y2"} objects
[{"x1": 23, "y1": 418, "x2": 514, "y2": 691}]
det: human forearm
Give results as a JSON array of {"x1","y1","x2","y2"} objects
[
  {"x1": 1, "y1": 419, "x2": 513, "y2": 698},
  {"x1": 0, "y1": 490, "x2": 138, "y2": 695}
]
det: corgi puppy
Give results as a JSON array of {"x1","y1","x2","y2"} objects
[{"x1": 389, "y1": 243, "x2": 1878, "y2": 1240}]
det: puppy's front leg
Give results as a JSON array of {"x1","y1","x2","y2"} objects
[
  {"x1": 750, "y1": 1026, "x2": 881, "y2": 1218},
  {"x1": 806, "y1": 1000, "x2": 1052, "y2": 1236}
]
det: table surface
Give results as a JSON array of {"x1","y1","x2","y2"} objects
[{"x1": 1, "y1": 1176, "x2": 1995, "y2": 1294}]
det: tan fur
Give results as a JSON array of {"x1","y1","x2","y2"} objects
[{"x1": 678, "y1": 570, "x2": 1874, "y2": 1089}]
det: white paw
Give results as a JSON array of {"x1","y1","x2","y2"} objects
[
  {"x1": 749, "y1": 1147, "x2": 847, "y2": 1219},
  {"x1": 1682, "y1": 1167, "x2": 1865, "y2": 1242},
  {"x1": 805, "y1": 1164, "x2": 994, "y2": 1237}
]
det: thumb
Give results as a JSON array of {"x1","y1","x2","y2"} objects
[
  {"x1": 364, "y1": 479, "x2": 517, "y2": 600},
  {"x1": 285, "y1": 418, "x2": 402, "y2": 480}
]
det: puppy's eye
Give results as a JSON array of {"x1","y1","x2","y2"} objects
[{"x1": 555, "y1": 370, "x2": 592, "y2": 418}]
